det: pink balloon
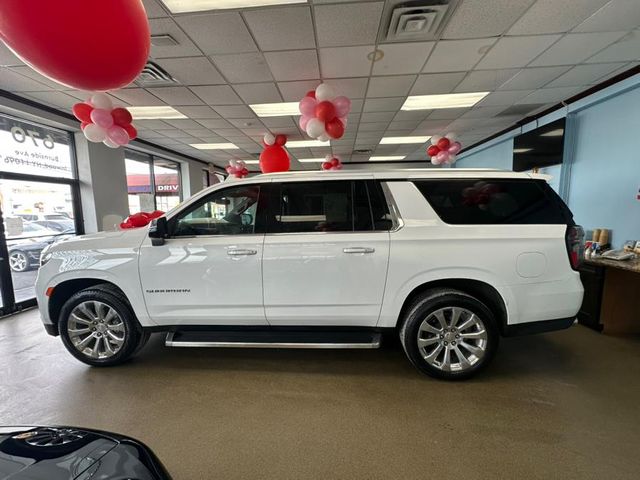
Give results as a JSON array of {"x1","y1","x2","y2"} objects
[
  {"x1": 299, "y1": 96, "x2": 317, "y2": 117},
  {"x1": 107, "y1": 125, "x2": 129, "y2": 146},
  {"x1": 90, "y1": 108, "x2": 114, "y2": 129},
  {"x1": 448, "y1": 141, "x2": 462, "y2": 155},
  {"x1": 339, "y1": 116, "x2": 348, "y2": 127},
  {"x1": 333, "y1": 96, "x2": 351, "y2": 117},
  {"x1": 299, "y1": 115, "x2": 311, "y2": 131},
  {"x1": 436, "y1": 150, "x2": 450, "y2": 163}
]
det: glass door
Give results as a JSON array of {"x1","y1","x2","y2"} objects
[{"x1": 125, "y1": 149, "x2": 183, "y2": 214}]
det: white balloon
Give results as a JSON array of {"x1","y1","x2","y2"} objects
[
  {"x1": 430, "y1": 134, "x2": 442, "y2": 145},
  {"x1": 90, "y1": 93, "x2": 113, "y2": 110},
  {"x1": 317, "y1": 134, "x2": 330, "y2": 142},
  {"x1": 84, "y1": 124, "x2": 107, "y2": 143},
  {"x1": 306, "y1": 118, "x2": 326, "y2": 138},
  {"x1": 315, "y1": 83, "x2": 335, "y2": 102},
  {"x1": 445, "y1": 132, "x2": 457, "y2": 141},
  {"x1": 263, "y1": 133, "x2": 275, "y2": 146},
  {"x1": 103, "y1": 138, "x2": 119, "y2": 148},
  {"x1": 445, "y1": 154, "x2": 457, "y2": 164}
]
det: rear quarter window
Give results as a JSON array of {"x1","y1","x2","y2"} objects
[{"x1": 413, "y1": 179, "x2": 572, "y2": 225}]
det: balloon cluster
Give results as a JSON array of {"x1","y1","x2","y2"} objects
[
  {"x1": 462, "y1": 181, "x2": 502, "y2": 210},
  {"x1": 426, "y1": 133, "x2": 462, "y2": 166},
  {"x1": 72, "y1": 93, "x2": 137, "y2": 148},
  {"x1": 120, "y1": 210, "x2": 164, "y2": 229},
  {"x1": 226, "y1": 160, "x2": 249, "y2": 179},
  {"x1": 321, "y1": 155, "x2": 343, "y2": 171},
  {"x1": 299, "y1": 84, "x2": 351, "y2": 142},
  {"x1": 259, "y1": 133, "x2": 290, "y2": 173}
]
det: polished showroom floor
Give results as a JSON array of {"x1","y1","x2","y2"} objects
[{"x1": 2, "y1": 309, "x2": 640, "y2": 479}]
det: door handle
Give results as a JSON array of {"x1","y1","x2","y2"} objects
[
  {"x1": 343, "y1": 247, "x2": 375, "y2": 254},
  {"x1": 227, "y1": 249, "x2": 257, "y2": 256}
]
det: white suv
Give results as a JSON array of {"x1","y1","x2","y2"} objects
[{"x1": 35, "y1": 169, "x2": 584, "y2": 379}]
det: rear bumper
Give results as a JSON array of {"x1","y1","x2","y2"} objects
[{"x1": 503, "y1": 317, "x2": 575, "y2": 337}]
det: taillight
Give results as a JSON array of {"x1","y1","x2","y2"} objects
[{"x1": 565, "y1": 225, "x2": 584, "y2": 270}]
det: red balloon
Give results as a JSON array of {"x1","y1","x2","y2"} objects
[
  {"x1": 123, "y1": 124, "x2": 138, "y2": 140},
  {"x1": 119, "y1": 221, "x2": 132, "y2": 229},
  {"x1": 325, "y1": 118, "x2": 345, "y2": 139},
  {"x1": 437, "y1": 138, "x2": 451, "y2": 150},
  {"x1": 315, "y1": 101, "x2": 336, "y2": 122},
  {"x1": 306, "y1": 90, "x2": 316, "y2": 99},
  {"x1": 72, "y1": 103, "x2": 93, "y2": 123},
  {"x1": 80, "y1": 121, "x2": 90, "y2": 130},
  {"x1": 274, "y1": 134, "x2": 287, "y2": 146},
  {"x1": 112, "y1": 108, "x2": 133, "y2": 127},
  {"x1": 150, "y1": 210, "x2": 165, "y2": 219},
  {"x1": 127, "y1": 212, "x2": 151, "y2": 227},
  {"x1": 330, "y1": 158, "x2": 340, "y2": 167},
  {"x1": 427, "y1": 145, "x2": 440, "y2": 157},
  {"x1": 322, "y1": 162, "x2": 332, "y2": 170},
  {"x1": 0, "y1": 0, "x2": 150, "y2": 91},
  {"x1": 259, "y1": 145, "x2": 290, "y2": 174}
]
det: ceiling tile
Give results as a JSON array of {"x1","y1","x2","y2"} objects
[
  {"x1": 0, "y1": 42, "x2": 23, "y2": 66},
  {"x1": 232, "y1": 83, "x2": 283, "y2": 104},
  {"x1": 423, "y1": 38, "x2": 497, "y2": 73},
  {"x1": 363, "y1": 97, "x2": 405, "y2": 112},
  {"x1": 460, "y1": 106, "x2": 510, "y2": 119},
  {"x1": 148, "y1": 18, "x2": 200, "y2": 58},
  {"x1": 319, "y1": 46, "x2": 373, "y2": 78},
  {"x1": 372, "y1": 43, "x2": 435, "y2": 75},
  {"x1": 10, "y1": 66, "x2": 63, "y2": 90},
  {"x1": 265, "y1": 50, "x2": 319, "y2": 81},
  {"x1": 175, "y1": 13, "x2": 257, "y2": 55},
  {"x1": 589, "y1": 61, "x2": 637, "y2": 83},
  {"x1": 261, "y1": 117, "x2": 297, "y2": 128},
  {"x1": 499, "y1": 66, "x2": 571, "y2": 90},
  {"x1": 174, "y1": 105, "x2": 220, "y2": 119},
  {"x1": 213, "y1": 105, "x2": 255, "y2": 118},
  {"x1": 191, "y1": 85, "x2": 243, "y2": 105},
  {"x1": 143, "y1": 0, "x2": 168, "y2": 17},
  {"x1": 0, "y1": 69, "x2": 51, "y2": 92},
  {"x1": 358, "y1": 122, "x2": 389, "y2": 132},
  {"x1": 454, "y1": 69, "x2": 519, "y2": 92},
  {"x1": 574, "y1": 0, "x2": 640, "y2": 32},
  {"x1": 111, "y1": 88, "x2": 166, "y2": 106},
  {"x1": 360, "y1": 111, "x2": 396, "y2": 123},
  {"x1": 546, "y1": 62, "x2": 627, "y2": 87},
  {"x1": 509, "y1": 0, "x2": 609, "y2": 35},
  {"x1": 212, "y1": 53, "x2": 273, "y2": 83},
  {"x1": 277, "y1": 80, "x2": 320, "y2": 101},
  {"x1": 530, "y1": 31, "x2": 627, "y2": 66},
  {"x1": 586, "y1": 32, "x2": 640, "y2": 63},
  {"x1": 196, "y1": 118, "x2": 235, "y2": 129},
  {"x1": 366, "y1": 75, "x2": 416, "y2": 98},
  {"x1": 410, "y1": 72, "x2": 466, "y2": 95},
  {"x1": 476, "y1": 35, "x2": 561, "y2": 69},
  {"x1": 428, "y1": 108, "x2": 470, "y2": 120},
  {"x1": 315, "y1": 2, "x2": 384, "y2": 47},
  {"x1": 23, "y1": 91, "x2": 78, "y2": 109},
  {"x1": 159, "y1": 57, "x2": 225, "y2": 85},
  {"x1": 443, "y1": 0, "x2": 535, "y2": 39},
  {"x1": 477, "y1": 90, "x2": 533, "y2": 106},
  {"x1": 243, "y1": 6, "x2": 315, "y2": 51},
  {"x1": 324, "y1": 78, "x2": 369, "y2": 98},
  {"x1": 516, "y1": 86, "x2": 580, "y2": 104},
  {"x1": 135, "y1": 120, "x2": 173, "y2": 130},
  {"x1": 163, "y1": 119, "x2": 203, "y2": 129},
  {"x1": 146, "y1": 87, "x2": 204, "y2": 105}
]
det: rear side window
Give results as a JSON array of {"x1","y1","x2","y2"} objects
[{"x1": 413, "y1": 179, "x2": 571, "y2": 225}]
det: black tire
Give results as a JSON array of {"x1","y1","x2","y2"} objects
[
  {"x1": 9, "y1": 250, "x2": 30, "y2": 272},
  {"x1": 399, "y1": 289, "x2": 499, "y2": 380},
  {"x1": 59, "y1": 286, "x2": 143, "y2": 367}
]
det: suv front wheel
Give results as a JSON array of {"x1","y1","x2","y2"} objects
[
  {"x1": 400, "y1": 289, "x2": 499, "y2": 380},
  {"x1": 59, "y1": 287, "x2": 144, "y2": 366}
]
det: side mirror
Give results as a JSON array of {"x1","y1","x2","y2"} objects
[{"x1": 148, "y1": 217, "x2": 168, "y2": 246}]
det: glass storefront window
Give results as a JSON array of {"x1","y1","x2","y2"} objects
[
  {"x1": 154, "y1": 158, "x2": 180, "y2": 212},
  {"x1": 125, "y1": 150, "x2": 182, "y2": 214},
  {"x1": 125, "y1": 156, "x2": 154, "y2": 214}
]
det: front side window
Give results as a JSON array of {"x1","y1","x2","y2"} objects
[{"x1": 172, "y1": 185, "x2": 260, "y2": 236}]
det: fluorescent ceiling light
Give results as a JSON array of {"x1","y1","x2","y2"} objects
[
  {"x1": 513, "y1": 148, "x2": 533, "y2": 153},
  {"x1": 190, "y1": 143, "x2": 239, "y2": 150},
  {"x1": 401, "y1": 92, "x2": 489, "y2": 111},
  {"x1": 286, "y1": 140, "x2": 331, "y2": 148},
  {"x1": 249, "y1": 102, "x2": 300, "y2": 117},
  {"x1": 128, "y1": 106, "x2": 187, "y2": 120},
  {"x1": 297, "y1": 158, "x2": 325, "y2": 163},
  {"x1": 161, "y1": 0, "x2": 305, "y2": 13},
  {"x1": 541, "y1": 129, "x2": 564, "y2": 137},
  {"x1": 242, "y1": 160, "x2": 260, "y2": 164},
  {"x1": 370, "y1": 156, "x2": 406, "y2": 161},
  {"x1": 380, "y1": 136, "x2": 431, "y2": 144}
]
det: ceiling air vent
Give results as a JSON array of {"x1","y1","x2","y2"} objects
[
  {"x1": 135, "y1": 61, "x2": 176, "y2": 87},
  {"x1": 379, "y1": 0, "x2": 459, "y2": 43}
]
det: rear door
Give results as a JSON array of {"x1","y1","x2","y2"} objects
[{"x1": 262, "y1": 179, "x2": 391, "y2": 327}]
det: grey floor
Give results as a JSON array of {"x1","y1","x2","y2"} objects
[{"x1": 2, "y1": 309, "x2": 640, "y2": 479}]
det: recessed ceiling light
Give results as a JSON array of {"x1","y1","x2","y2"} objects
[
  {"x1": 286, "y1": 140, "x2": 331, "y2": 148},
  {"x1": 401, "y1": 92, "x2": 489, "y2": 110},
  {"x1": 160, "y1": 0, "x2": 305, "y2": 13},
  {"x1": 513, "y1": 148, "x2": 533, "y2": 153},
  {"x1": 128, "y1": 106, "x2": 187, "y2": 119},
  {"x1": 248, "y1": 102, "x2": 300, "y2": 117},
  {"x1": 369, "y1": 156, "x2": 406, "y2": 161},
  {"x1": 380, "y1": 136, "x2": 431, "y2": 144},
  {"x1": 541, "y1": 129, "x2": 564, "y2": 137},
  {"x1": 297, "y1": 158, "x2": 325, "y2": 163},
  {"x1": 190, "y1": 143, "x2": 239, "y2": 150}
]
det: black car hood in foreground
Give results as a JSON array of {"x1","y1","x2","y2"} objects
[{"x1": 0, "y1": 426, "x2": 171, "y2": 479}]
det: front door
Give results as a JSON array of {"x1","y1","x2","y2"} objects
[
  {"x1": 262, "y1": 180, "x2": 391, "y2": 327},
  {"x1": 139, "y1": 183, "x2": 267, "y2": 326}
]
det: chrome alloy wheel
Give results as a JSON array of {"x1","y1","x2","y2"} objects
[
  {"x1": 417, "y1": 307, "x2": 488, "y2": 373},
  {"x1": 9, "y1": 252, "x2": 28, "y2": 272},
  {"x1": 67, "y1": 301, "x2": 126, "y2": 360}
]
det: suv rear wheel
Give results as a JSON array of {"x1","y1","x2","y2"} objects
[
  {"x1": 59, "y1": 286, "x2": 143, "y2": 366},
  {"x1": 400, "y1": 289, "x2": 499, "y2": 380}
]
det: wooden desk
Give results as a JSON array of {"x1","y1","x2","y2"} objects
[{"x1": 585, "y1": 257, "x2": 640, "y2": 334}]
